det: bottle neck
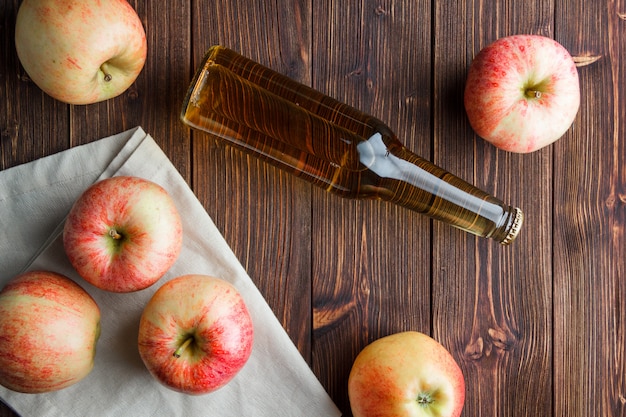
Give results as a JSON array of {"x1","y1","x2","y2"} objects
[{"x1": 357, "y1": 133, "x2": 523, "y2": 244}]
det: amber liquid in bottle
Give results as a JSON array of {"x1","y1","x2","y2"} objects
[{"x1": 181, "y1": 46, "x2": 523, "y2": 244}]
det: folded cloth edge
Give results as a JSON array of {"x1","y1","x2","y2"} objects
[{"x1": 0, "y1": 127, "x2": 341, "y2": 417}]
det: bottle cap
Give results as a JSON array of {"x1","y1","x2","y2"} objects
[{"x1": 500, "y1": 207, "x2": 524, "y2": 245}]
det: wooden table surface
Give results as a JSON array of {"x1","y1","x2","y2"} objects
[{"x1": 1, "y1": 1, "x2": 625, "y2": 416}]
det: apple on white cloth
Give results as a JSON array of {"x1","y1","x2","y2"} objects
[
  {"x1": 0, "y1": 271, "x2": 100, "y2": 394},
  {"x1": 15, "y1": 0, "x2": 147, "y2": 105},
  {"x1": 63, "y1": 176, "x2": 183, "y2": 293},
  {"x1": 138, "y1": 274, "x2": 254, "y2": 395},
  {"x1": 0, "y1": 127, "x2": 340, "y2": 417},
  {"x1": 464, "y1": 34, "x2": 580, "y2": 153}
]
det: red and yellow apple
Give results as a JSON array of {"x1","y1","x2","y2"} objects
[
  {"x1": 464, "y1": 34, "x2": 580, "y2": 153},
  {"x1": 63, "y1": 176, "x2": 183, "y2": 293},
  {"x1": 0, "y1": 271, "x2": 101, "y2": 393},
  {"x1": 137, "y1": 274, "x2": 254, "y2": 395},
  {"x1": 348, "y1": 331, "x2": 465, "y2": 417},
  {"x1": 14, "y1": 0, "x2": 147, "y2": 105}
]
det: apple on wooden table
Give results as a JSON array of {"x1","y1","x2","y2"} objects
[
  {"x1": 464, "y1": 34, "x2": 580, "y2": 153},
  {"x1": 63, "y1": 176, "x2": 183, "y2": 293},
  {"x1": 0, "y1": 271, "x2": 101, "y2": 393},
  {"x1": 14, "y1": 0, "x2": 147, "y2": 105},
  {"x1": 138, "y1": 274, "x2": 254, "y2": 395},
  {"x1": 348, "y1": 331, "x2": 465, "y2": 417}
]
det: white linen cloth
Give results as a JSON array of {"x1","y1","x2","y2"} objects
[{"x1": 0, "y1": 127, "x2": 341, "y2": 417}]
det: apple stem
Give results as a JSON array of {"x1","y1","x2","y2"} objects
[
  {"x1": 109, "y1": 229, "x2": 122, "y2": 240},
  {"x1": 173, "y1": 337, "x2": 194, "y2": 358},
  {"x1": 417, "y1": 392, "x2": 434, "y2": 407},
  {"x1": 101, "y1": 63, "x2": 113, "y2": 82},
  {"x1": 526, "y1": 89, "x2": 542, "y2": 99}
]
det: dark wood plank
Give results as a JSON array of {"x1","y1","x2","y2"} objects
[
  {"x1": 310, "y1": 1, "x2": 432, "y2": 415},
  {"x1": 554, "y1": 1, "x2": 626, "y2": 415},
  {"x1": 0, "y1": 0, "x2": 70, "y2": 171},
  {"x1": 434, "y1": 1, "x2": 554, "y2": 416},
  {"x1": 68, "y1": 0, "x2": 192, "y2": 183},
  {"x1": 188, "y1": 0, "x2": 315, "y2": 357}
]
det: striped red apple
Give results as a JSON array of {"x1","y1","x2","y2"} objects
[
  {"x1": 63, "y1": 176, "x2": 183, "y2": 293},
  {"x1": 348, "y1": 331, "x2": 465, "y2": 417},
  {"x1": 138, "y1": 275, "x2": 254, "y2": 395},
  {"x1": 0, "y1": 271, "x2": 101, "y2": 393},
  {"x1": 464, "y1": 34, "x2": 580, "y2": 153}
]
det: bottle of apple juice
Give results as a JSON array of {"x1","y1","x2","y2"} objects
[{"x1": 180, "y1": 46, "x2": 523, "y2": 245}]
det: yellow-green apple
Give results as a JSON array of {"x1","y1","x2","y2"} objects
[
  {"x1": 464, "y1": 34, "x2": 580, "y2": 153},
  {"x1": 63, "y1": 176, "x2": 183, "y2": 293},
  {"x1": 0, "y1": 271, "x2": 100, "y2": 393},
  {"x1": 137, "y1": 274, "x2": 254, "y2": 395},
  {"x1": 14, "y1": 0, "x2": 147, "y2": 105},
  {"x1": 348, "y1": 331, "x2": 465, "y2": 417}
]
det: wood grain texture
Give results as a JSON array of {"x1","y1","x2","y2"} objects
[
  {"x1": 1, "y1": 0, "x2": 70, "y2": 171},
  {"x1": 554, "y1": 0, "x2": 626, "y2": 415},
  {"x1": 188, "y1": 0, "x2": 315, "y2": 356},
  {"x1": 309, "y1": 1, "x2": 433, "y2": 413},
  {"x1": 433, "y1": 1, "x2": 555, "y2": 416},
  {"x1": 1, "y1": 1, "x2": 625, "y2": 416}
]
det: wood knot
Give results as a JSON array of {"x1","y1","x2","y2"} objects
[
  {"x1": 605, "y1": 193, "x2": 626, "y2": 208},
  {"x1": 374, "y1": 5, "x2": 388, "y2": 16},
  {"x1": 1, "y1": 121, "x2": 18, "y2": 141},
  {"x1": 126, "y1": 85, "x2": 140, "y2": 100},
  {"x1": 464, "y1": 336, "x2": 484, "y2": 360},
  {"x1": 464, "y1": 327, "x2": 517, "y2": 361},
  {"x1": 347, "y1": 68, "x2": 363, "y2": 78},
  {"x1": 487, "y1": 327, "x2": 515, "y2": 350},
  {"x1": 313, "y1": 299, "x2": 357, "y2": 334}
]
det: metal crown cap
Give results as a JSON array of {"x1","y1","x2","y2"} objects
[{"x1": 500, "y1": 207, "x2": 524, "y2": 245}]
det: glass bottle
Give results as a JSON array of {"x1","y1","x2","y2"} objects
[{"x1": 181, "y1": 46, "x2": 523, "y2": 244}]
